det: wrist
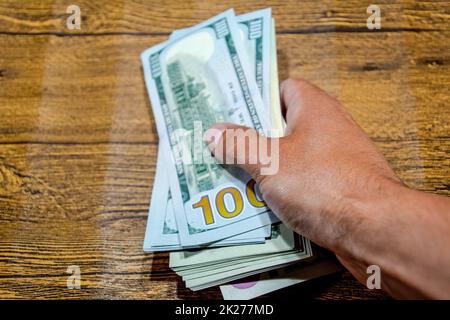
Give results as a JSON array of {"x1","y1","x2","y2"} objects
[
  {"x1": 332, "y1": 177, "x2": 407, "y2": 264},
  {"x1": 333, "y1": 179, "x2": 450, "y2": 298}
]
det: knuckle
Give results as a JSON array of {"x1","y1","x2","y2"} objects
[{"x1": 284, "y1": 78, "x2": 309, "y2": 91}]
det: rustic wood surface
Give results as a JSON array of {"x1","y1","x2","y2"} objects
[{"x1": 0, "y1": 0, "x2": 448, "y2": 299}]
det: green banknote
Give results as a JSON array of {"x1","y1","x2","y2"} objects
[
  {"x1": 171, "y1": 8, "x2": 278, "y2": 127},
  {"x1": 185, "y1": 240, "x2": 313, "y2": 291},
  {"x1": 145, "y1": 9, "x2": 282, "y2": 251},
  {"x1": 220, "y1": 259, "x2": 342, "y2": 299},
  {"x1": 141, "y1": 9, "x2": 278, "y2": 246},
  {"x1": 143, "y1": 146, "x2": 270, "y2": 252},
  {"x1": 236, "y1": 8, "x2": 271, "y2": 117},
  {"x1": 169, "y1": 224, "x2": 296, "y2": 268}
]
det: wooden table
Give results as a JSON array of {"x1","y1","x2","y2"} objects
[{"x1": 0, "y1": 0, "x2": 448, "y2": 299}]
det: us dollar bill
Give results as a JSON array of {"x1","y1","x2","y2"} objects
[
  {"x1": 236, "y1": 10, "x2": 284, "y2": 134},
  {"x1": 220, "y1": 259, "x2": 342, "y2": 300},
  {"x1": 268, "y1": 18, "x2": 285, "y2": 133},
  {"x1": 143, "y1": 146, "x2": 271, "y2": 252},
  {"x1": 237, "y1": 10, "x2": 285, "y2": 134},
  {"x1": 184, "y1": 238, "x2": 312, "y2": 291},
  {"x1": 236, "y1": 8, "x2": 271, "y2": 116},
  {"x1": 145, "y1": 9, "x2": 280, "y2": 251},
  {"x1": 169, "y1": 224, "x2": 297, "y2": 268},
  {"x1": 170, "y1": 8, "x2": 275, "y2": 123},
  {"x1": 141, "y1": 9, "x2": 277, "y2": 246}
]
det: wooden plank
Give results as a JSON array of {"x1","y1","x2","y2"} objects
[
  {"x1": 0, "y1": 31, "x2": 448, "y2": 143},
  {"x1": 0, "y1": 0, "x2": 448, "y2": 34},
  {"x1": 0, "y1": 1, "x2": 449, "y2": 299},
  {"x1": 0, "y1": 138, "x2": 448, "y2": 241},
  {"x1": 0, "y1": 142, "x2": 396, "y2": 299},
  {"x1": 0, "y1": 138, "x2": 447, "y2": 298},
  {"x1": 0, "y1": 34, "x2": 161, "y2": 144}
]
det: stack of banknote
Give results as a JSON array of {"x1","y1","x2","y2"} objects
[{"x1": 141, "y1": 8, "x2": 341, "y2": 298}]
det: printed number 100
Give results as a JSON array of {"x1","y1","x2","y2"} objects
[{"x1": 192, "y1": 180, "x2": 266, "y2": 225}]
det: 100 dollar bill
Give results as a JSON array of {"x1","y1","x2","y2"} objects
[
  {"x1": 148, "y1": 8, "x2": 280, "y2": 251},
  {"x1": 171, "y1": 8, "x2": 273, "y2": 117},
  {"x1": 220, "y1": 259, "x2": 342, "y2": 300},
  {"x1": 143, "y1": 146, "x2": 270, "y2": 252},
  {"x1": 141, "y1": 9, "x2": 277, "y2": 246}
]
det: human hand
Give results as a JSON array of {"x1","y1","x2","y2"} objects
[
  {"x1": 206, "y1": 79, "x2": 450, "y2": 298},
  {"x1": 206, "y1": 79, "x2": 400, "y2": 253}
]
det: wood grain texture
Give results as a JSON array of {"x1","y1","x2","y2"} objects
[
  {"x1": 0, "y1": 0, "x2": 448, "y2": 299},
  {"x1": 0, "y1": 0, "x2": 449, "y2": 34}
]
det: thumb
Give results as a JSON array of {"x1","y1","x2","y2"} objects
[{"x1": 204, "y1": 123, "x2": 279, "y2": 180}]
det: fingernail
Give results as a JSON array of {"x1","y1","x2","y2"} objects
[{"x1": 204, "y1": 124, "x2": 226, "y2": 151}]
